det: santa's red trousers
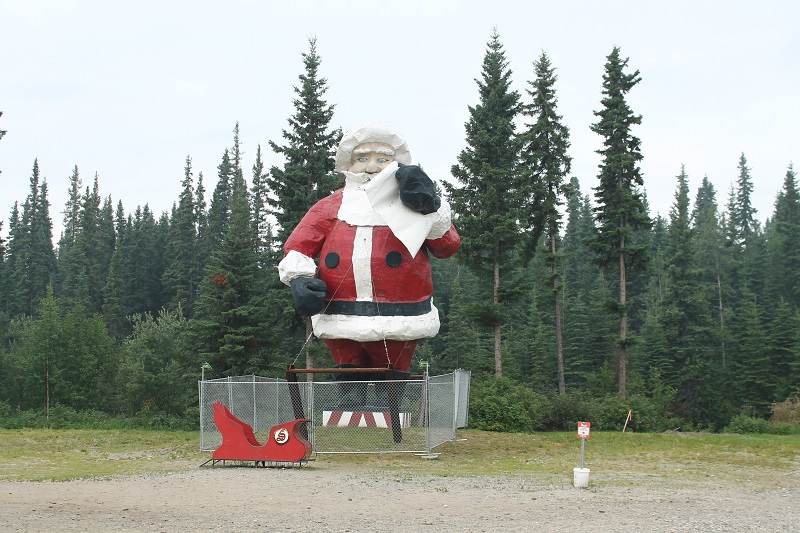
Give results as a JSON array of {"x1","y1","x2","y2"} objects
[{"x1": 324, "y1": 339, "x2": 417, "y2": 372}]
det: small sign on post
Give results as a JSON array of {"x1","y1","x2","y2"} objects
[{"x1": 574, "y1": 421, "x2": 591, "y2": 488}]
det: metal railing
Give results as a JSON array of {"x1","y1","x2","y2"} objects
[{"x1": 199, "y1": 369, "x2": 470, "y2": 454}]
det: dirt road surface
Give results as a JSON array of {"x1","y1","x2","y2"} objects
[{"x1": 1, "y1": 461, "x2": 797, "y2": 532}]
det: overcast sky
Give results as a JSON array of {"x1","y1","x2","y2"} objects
[{"x1": 1, "y1": 1, "x2": 798, "y2": 242}]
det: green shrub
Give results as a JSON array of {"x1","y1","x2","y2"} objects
[
  {"x1": 468, "y1": 376, "x2": 545, "y2": 432},
  {"x1": 468, "y1": 376, "x2": 681, "y2": 433},
  {"x1": 0, "y1": 405, "x2": 198, "y2": 431},
  {"x1": 724, "y1": 413, "x2": 797, "y2": 435},
  {"x1": 533, "y1": 392, "x2": 596, "y2": 431}
]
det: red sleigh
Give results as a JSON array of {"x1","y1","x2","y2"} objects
[{"x1": 205, "y1": 401, "x2": 312, "y2": 466}]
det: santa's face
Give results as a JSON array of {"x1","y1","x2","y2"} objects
[{"x1": 349, "y1": 142, "x2": 396, "y2": 174}]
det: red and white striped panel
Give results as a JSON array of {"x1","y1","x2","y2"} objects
[{"x1": 322, "y1": 411, "x2": 410, "y2": 428}]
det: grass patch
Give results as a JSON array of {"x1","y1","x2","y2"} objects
[
  {"x1": 0, "y1": 429, "x2": 207, "y2": 481},
  {"x1": 318, "y1": 430, "x2": 800, "y2": 490},
  {"x1": 1, "y1": 428, "x2": 798, "y2": 490}
]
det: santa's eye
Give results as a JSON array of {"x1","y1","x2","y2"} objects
[
  {"x1": 378, "y1": 158, "x2": 389, "y2": 163},
  {"x1": 357, "y1": 157, "x2": 367, "y2": 163}
]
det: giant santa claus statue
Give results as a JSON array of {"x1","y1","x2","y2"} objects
[{"x1": 278, "y1": 122, "x2": 460, "y2": 408}]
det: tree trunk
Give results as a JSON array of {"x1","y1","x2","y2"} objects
[
  {"x1": 45, "y1": 358, "x2": 50, "y2": 423},
  {"x1": 618, "y1": 245, "x2": 628, "y2": 399},
  {"x1": 552, "y1": 232, "x2": 566, "y2": 394},
  {"x1": 715, "y1": 252, "x2": 727, "y2": 367},
  {"x1": 494, "y1": 249, "x2": 502, "y2": 378}
]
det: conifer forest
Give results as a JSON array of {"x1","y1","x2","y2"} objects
[{"x1": 1, "y1": 35, "x2": 798, "y2": 433}]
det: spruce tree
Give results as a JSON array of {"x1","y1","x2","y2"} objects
[
  {"x1": 119, "y1": 205, "x2": 166, "y2": 317},
  {"x1": 194, "y1": 171, "x2": 210, "y2": 276},
  {"x1": 250, "y1": 145, "x2": 274, "y2": 265},
  {"x1": 731, "y1": 287, "x2": 773, "y2": 416},
  {"x1": 589, "y1": 47, "x2": 651, "y2": 398},
  {"x1": 561, "y1": 183, "x2": 603, "y2": 386},
  {"x1": 730, "y1": 154, "x2": 758, "y2": 247},
  {"x1": 268, "y1": 36, "x2": 340, "y2": 244},
  {"x1": 692, "y1": 176, "x2": 730, "y2": 367},
  {"x1": 438, "y1": 271, "x2": 494, "y2": 375},
  {"x1": 102, "y1": 243, "x2": 128, "y2": 338},
  {"x1": 2, "y1": 204, "x2": 22, "y2": 318},
  {"x1": 8, "y1": 160, "x2": 57, "y2": 317},
  {"x1": 266, "y1": 36, "x2": 340, "y2": 373},
  {"x1": 58, "y1": 165, "x2": 82, "y2": 251},
  {"x1": 768, "y1": 298, "x2": 799, "y2": 401},
  {"x1": 661, "y1": 166, "x2": 716, "y2": 420},
  {"x1": 163, "y1": 156, "x2": 199, "y2": 317},
  {"x1": 194, "y1": 161, "x2": 269, "y2": 376},
  {"x1": 768, "y1": 163, "x2": 800, "y2": 308},
  {"x1": 520, "y1": 51, "x2": 572, "y2": 393},
  {"x1": 206, "y1": 148, "x2": 232, "y2": 247},
  {"x1": 444, "y1": 30, "x2": 523, "y2": 378},
  {"x1": 727, "y1": 154, "x2": 765, "y2": 300}
]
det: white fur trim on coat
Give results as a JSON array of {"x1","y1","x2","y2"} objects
[{"x1": 278, "y1": 250, "x2": 317, "y2": 285}]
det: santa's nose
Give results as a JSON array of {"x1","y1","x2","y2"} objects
[{"x1": 366, "y1": 159, "x2": 380, "y2": 173}]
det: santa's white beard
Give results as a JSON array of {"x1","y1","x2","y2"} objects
[
  {"x1": 337, "y1": 161, "x2": 443, "y2": 258},
  {"x1": 341, "y1": 170, "x2": 376, "y2": 185}
]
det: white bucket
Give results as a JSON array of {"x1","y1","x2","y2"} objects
[{"x1": 573, "y1": 467, "x2": 590, "y2": 488}]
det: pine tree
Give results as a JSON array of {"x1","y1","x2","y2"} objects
[
  {"x1": 206, "y1": 148, "x2": 232, "y2": 247},
  {"x1": 561, "y1": 183, "x2": 604, "y2": 386},
  {"x1": 194, "y1": 171, "x2": 210, "y2": 276},
  {"x1": 58, "y1": 165, "x2": 82, "y2": 253},
  {"x1": 250, "y1": 145, "x2": 274, "y2": 265},
  {"x1": 444, "y1": 30, "x2": 523, "y2": 378},
  {"x1": 267, "y1": 36, "x2": 340, "y2": 373},
  {"x1": 520, "y1": 51, "x2": 572, "y2": 393},
  {"x1": 8, "y1": 160, "x2": 57, "y2": 318},
  {"x1": 730, "y1": 154, "x2": 758, "y2": 247},
  {"x1": 438, "y1": 271, "x2": 494, "y2": 375},
  {"x1": 768, "y1": 163, "x2": 800, "y2": 308},
  {"x1": 589, "y1": 47, "x2": 651, "y2": 398},
  {"x1": 731, "y1": 287, "x2": 774, "y2": 416},
  {"x1": 56, "y1": 167, "x2": 79, "y2": 297},
  {"x1": 768, "y1": 298, "x2": 799, "y2": 401},
  {"x1": 163, "y1": 156, "x2": 199, "y2": 317},
  {"x1": 57, "y1": 175, "x2": 114, "y2": 314},
  {"x1": 1, "y1": 204, "x2": 22, "y2": 318},
  {"x1": 660, "y1": 166, "x2": 716, "y2": 420},
  {"x1": 194, "y1": 160, "x2": 269, "y2": 376},
  {"x1": 102, "y1": 243, "x2": 128, "y2": 338},
  {"x1": 268, "y1": 36, "x2": 340, "y2": 244},
  {"x1": 693, "y1": 176, "x2": 730, "y2": 368},
  {"x1": 727, "y1": 154, "x2": 765, "y2": 300},
  {"x1": 119, "y1": 205, "x2": 167, "y2": 317}
]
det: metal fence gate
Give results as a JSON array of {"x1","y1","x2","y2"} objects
[{"x1": 199, "y1": 370, "x2": 470, "y2": 455}]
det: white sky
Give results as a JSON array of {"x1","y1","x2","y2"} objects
[{"x1": 1, "y1": 1, "x2": 798, "y2": 241}]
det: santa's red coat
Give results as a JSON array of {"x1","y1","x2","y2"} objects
[{"x1": 282, "y1": 189, "x2": 460, "y2": 342}]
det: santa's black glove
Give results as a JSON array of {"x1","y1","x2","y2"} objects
[
  {"x1": 396, "y1": 163, "x2": 441, "y2": 215},
  {"x1": 290, "y1": 277, "x2": 327, "y2": 316}
]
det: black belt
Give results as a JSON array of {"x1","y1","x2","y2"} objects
[{"x1": 323, "y1": 298, "x2": 432, "y2": 317}]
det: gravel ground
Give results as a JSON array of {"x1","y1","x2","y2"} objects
[{"x1": 1, "y1": 462, "x2": 798, "y2": 532}]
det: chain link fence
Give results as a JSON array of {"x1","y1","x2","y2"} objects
[{"x1": 199, "y1": 370, "x2": 470, "y2": 455}]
